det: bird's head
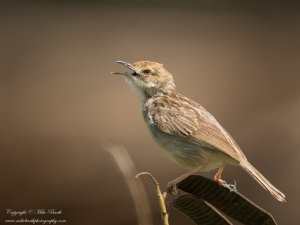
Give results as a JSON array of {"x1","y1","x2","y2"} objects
[{"x1": 112, "y1": 60, "x2": 175, "y2": 99}]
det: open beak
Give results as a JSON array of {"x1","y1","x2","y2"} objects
[{"x1": 111, "y1": 60, "x2": 136, "y2": 76}]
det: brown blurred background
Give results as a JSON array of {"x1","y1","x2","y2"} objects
[{"x1": 0, "y1": 1, "x2": 299, "y2": 224}]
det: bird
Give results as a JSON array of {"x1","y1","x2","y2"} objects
[{"x1": 112, "y1": 60, "x2": 286, "y2": 202}]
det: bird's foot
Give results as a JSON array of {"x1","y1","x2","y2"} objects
[
  {"x1": 217, "y1": 179, "x2": 237, "y2": 192},
  {"x1": 166, "y1": 181, "x2": 180, "y2": 196}
]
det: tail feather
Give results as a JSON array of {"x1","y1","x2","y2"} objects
[{"x1": 240, "y1": 161, "x2": 286, "y2": 202}]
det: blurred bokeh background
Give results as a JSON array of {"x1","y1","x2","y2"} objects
[{"x1": 1, "y1": 1, "x2": 299, "y2": 224}]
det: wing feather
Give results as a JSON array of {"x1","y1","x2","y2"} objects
[{"x1": 147, "y1": 93, "x2": 246, "y2": 161}]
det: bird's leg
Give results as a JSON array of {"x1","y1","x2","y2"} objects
[
  {"x1": 213, "y1": 163, "x2": 237, "y2": 191},
  {"x1": 167, "y1": 168, "x2": 199, "y2": 196},
  {"x1": 214, "y1": 162, "x2": 226, "y2": 186},
  {"x1": 167, "y1": 162, "x2": 208, "y2": 196}
]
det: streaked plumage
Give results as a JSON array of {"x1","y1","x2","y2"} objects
[{"x1": 112, "y1": 60, "x2": 286, "y2": 202}]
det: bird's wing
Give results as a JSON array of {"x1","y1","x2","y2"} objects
[{"x1": 148, "y1": 94, "x2": 247, "y2": 161}]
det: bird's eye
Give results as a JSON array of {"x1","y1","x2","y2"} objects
[{"x1": 142, "y1": 69, "x2": 151, "y2": 75}]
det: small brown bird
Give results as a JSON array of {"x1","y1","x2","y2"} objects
[{"x1": 112, "y1": 60, "x2": 286, "y2": 202}]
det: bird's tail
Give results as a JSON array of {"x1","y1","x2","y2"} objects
[{"x1": 240, "y1": 161, "x2": 286, "y2": 202}]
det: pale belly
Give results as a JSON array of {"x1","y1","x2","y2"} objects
[{"x1": 148, "y1": 124, "x2": 237, "y2": 172}]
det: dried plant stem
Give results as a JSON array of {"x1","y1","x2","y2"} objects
[
  {"x1": 105, "y1": 144, "x2": 153, "y2": 225},
  {"x1": 136, "y1": 172, "x2": 169, "y2": 225}
]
